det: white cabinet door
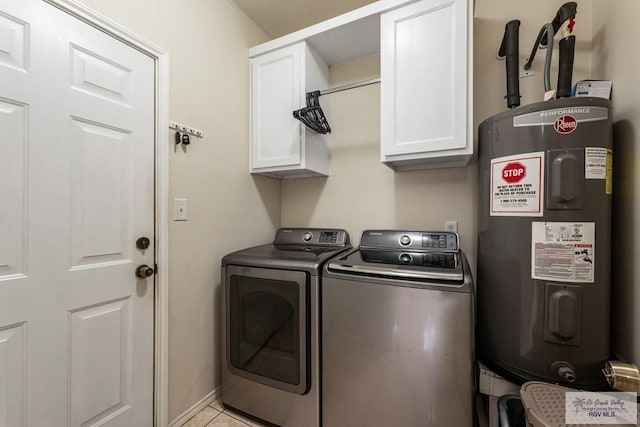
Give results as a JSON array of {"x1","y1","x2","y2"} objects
[
  {"x1": 250, "y1": 42, "x2": 330, "y2": 178},
  {"x1": 381, "y1": 0, "x2": 471, "y2": 169},
  {"x1": 251, "y1": 44, "x2": 304, "y2": 170}
]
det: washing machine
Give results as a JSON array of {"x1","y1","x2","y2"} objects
[
  {"x1": 221, "y1": 228, "x2": 351, "y2": 426},
  {"x1": 322, "y1": 230, "x2": 475, "y2": 427}
]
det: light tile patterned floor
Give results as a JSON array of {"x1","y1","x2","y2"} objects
[{"x1": 181, "y1": 398, "x2": 269, "y2": 427}]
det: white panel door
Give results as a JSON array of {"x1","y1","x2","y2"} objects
[{"x1": 0, "y1": 1, "x2": 155, "y2": 426}]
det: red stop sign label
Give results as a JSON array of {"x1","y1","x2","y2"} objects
[{"x1": 502, "y1": 162, "x2": 526, "y2": 183}]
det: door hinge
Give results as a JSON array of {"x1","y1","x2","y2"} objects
[{"x1": 154, "y1": 263, "x2": 158, "y2": 274}]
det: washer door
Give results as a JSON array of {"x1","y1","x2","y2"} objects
[{"x1": 225, "y1": 265, "x2": 310, "y2": 394}]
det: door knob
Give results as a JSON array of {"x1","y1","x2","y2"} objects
[
  {"x1": 136, "y1": 237, "x2": 151, "y2": 250},
  {"x1": 136, "y1": 265, "x2": 154, "y2": 279}
]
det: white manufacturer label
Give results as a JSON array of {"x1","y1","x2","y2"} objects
[
  {"x1": 585, "y1": 147, "x2": 609, "y2": 179},
  {"x1": 490, "y1": 152, "x2": 544, "y2": 217},
  {"x1": 531, "y1": 222, "x2": 595, "y2": 283}
]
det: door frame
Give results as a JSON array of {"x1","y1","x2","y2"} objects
[{"x1": 43, "y1": 0, "x2": 171, "y2": 425}]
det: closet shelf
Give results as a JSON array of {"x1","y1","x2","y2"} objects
[{"x1": 248, "y1": 0, "x2": 418, "y2": 66}]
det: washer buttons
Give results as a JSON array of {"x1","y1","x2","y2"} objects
[
  {"x1": 399, "y1": 253, "x2": 413, "y2": 264},
  {"x1": 399, "y1": 235, "x2": 411, "y2": 246}
]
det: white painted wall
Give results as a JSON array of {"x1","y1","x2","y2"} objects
[
  {"x1": 282, "y1": 53, "x2": 479, "y2": 260},
  {"x1": 474, "y1": 0, "x2": 592, "y2": 126},
  {"x1": 282, "y1": 0, "x2": 594, "y2": 274},
  {"x1": 74, "y1": 0, "x2": 280, "y2": 422},
  {"x1": 65, "y1": 0, "x2": 640, "y2": 424},
  {"x1": 591, "y1": 1, "x2": 640, "y2": 366}
]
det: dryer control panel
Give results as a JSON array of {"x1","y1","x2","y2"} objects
[{"x1": 274, "y1": 228, "x2": 350, "y2": 247}]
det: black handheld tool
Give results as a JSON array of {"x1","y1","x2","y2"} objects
[
  {"x1": 542, "y1": 2, "x2": 577, "y2": 47},
  {"x1": 523, "y1": 2, "x2": 577, "y2": 71},
  {"x1": 556, "y1": 35, "x2": 575, "y2": 98},
  {"x1": 498, "y1": 20, "x2": 521, "y2": 108}
]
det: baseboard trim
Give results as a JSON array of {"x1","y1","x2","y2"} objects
[{"x1": 168, "y1": 386, "x2": 221, "y2": 427}]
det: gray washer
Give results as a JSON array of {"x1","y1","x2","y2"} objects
[{"x1": 322, "y1": 230, "x2": 475, "y2": 427}]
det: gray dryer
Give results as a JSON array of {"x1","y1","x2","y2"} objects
[{"x1": 221, "y1": 228, "x2": 351, "y2": 427}]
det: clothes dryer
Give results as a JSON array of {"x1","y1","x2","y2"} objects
[{"x1": 221, "y1": 228, "x2": 351, "y2": 426}]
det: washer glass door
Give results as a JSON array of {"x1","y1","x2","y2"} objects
[{"x1": 225, "y1": 265, "x2": 309, "y2": 394}]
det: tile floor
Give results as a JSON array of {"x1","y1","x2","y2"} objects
[
  {"x1": 183, "y1": 395, "x2": 488, "y2": 427},
  {"x1": 181, "y1": 398, "x2": 269, "y2": 427}
]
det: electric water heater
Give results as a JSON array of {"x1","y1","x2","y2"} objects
[{"x1": 477, "y1": 97, "x2": 612, "y2": 389}]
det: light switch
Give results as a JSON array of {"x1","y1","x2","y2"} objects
[{"x1": 174, "y1": 198, "x2": 188, "y2": 221}]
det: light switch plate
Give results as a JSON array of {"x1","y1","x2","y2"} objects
[{"x1": 174, "y1": 199, "x2": 188, "y2": 221}]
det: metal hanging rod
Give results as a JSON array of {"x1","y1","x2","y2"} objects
[
  {"x1": 318, "y1": 78, "x2": 381, "y2": 96},
  {"x1": 294, "y1": 78, "x2": 381, "y2": 135}
]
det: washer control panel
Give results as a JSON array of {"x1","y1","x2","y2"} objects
[
  {"x1": 360, "y1": 230, "x2": 459, "y2": 252},
  {"x1": 421, "y1": 233, "x2": 457, "y2": 250},
  {"x1": 360, "y1": 249, "x2": 459, "y2": 269},
  {"x1": 275, "y1": 228, "x2": 349, "y2": 246},
  {"x1": 399, "y1": 235, "x2": 412, "y2": 246}
]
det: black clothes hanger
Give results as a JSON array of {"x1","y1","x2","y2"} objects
[
  {"x1": 292, "y1": 78, "x2": 381, "y2": 134},
  {"x1": 293, "y1": 91, "x2": 332, "y2": 134}
]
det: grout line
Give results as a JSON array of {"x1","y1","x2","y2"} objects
[
  {"x1": 224, "y1": 411, "x2": 253, "y2": 426},
  {"x1": 184, "y1": 406, "x2": 220, "y2": 427},
  {"x1": 206, "y1": 411, "x2": 253, "y2": 427},
  {"x1": 202, "y1": 398, "x2": 266, "y2": 427},
  {"x1": 203, "y1": 410, "x2": 223, "y2": 427},
  {"x1": 207, "y1": 398, "x2": 225, "y2": 413}
]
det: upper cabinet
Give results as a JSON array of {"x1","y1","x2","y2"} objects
[
  {"x1": 249, "y1": 0, "x2": 472, "y2": 178},
  {"x1": 380, "y1": 0, "x2": 472, "y2": 170},
  {"x1": 251, "y1": 42, "x2": 330, "y2": 178}
]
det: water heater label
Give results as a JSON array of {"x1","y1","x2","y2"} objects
[
  {"x1": 490, "y1": 152, "x2": 544, "y2": 216},
  {"x1": 513, "y1": 106, "x2": 609, "y2": 128},
  {"x1": 585, "y1": 147, "x2": 613, "y2": 195},
  {"x1": 531, "y1": 222, "x2": 595, "y2": 283},
  {"x1": 585, "y1": 147, "x2": 609, "y2": 179}
]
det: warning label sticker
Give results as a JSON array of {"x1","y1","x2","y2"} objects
[
  {"x1": 585, "y1": 147, "x2": 613, "y2": 194},
  {"x1": 585, "y1": 147, "x2": 609, "y2": 179},
  {"x1": 606, "y1": 149, "x2": 613, "y2": 195},
  {"x1": 490, "y1": 152, "x2": 544, "y2": 216},
  {"x1": 531, "y1": 222, "x2": 595, "y2": 283}
]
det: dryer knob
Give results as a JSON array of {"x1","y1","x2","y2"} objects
[
  {"x1": 400, "y1": 235, "x2": 411, "y2": 246},
  {"x1": 303, "y1": 231, "x2": 313, "y2": 241},
  {"x1": 399, "y1": 253, "x2": 413, "y2": 264}
]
